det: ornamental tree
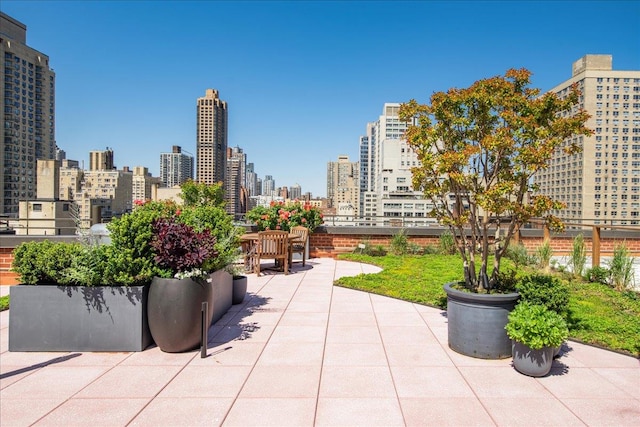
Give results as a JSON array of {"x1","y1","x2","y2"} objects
[{"x1": 399, "y1": 68, "x2": 592, "y2": 292}]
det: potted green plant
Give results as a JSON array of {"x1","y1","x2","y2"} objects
[
  {"x1": 505, "y1": 302, "x2": 569, "y2": 377},
  {"x1": 399, "y1": 68, "x2": 591, "y2": 359}
]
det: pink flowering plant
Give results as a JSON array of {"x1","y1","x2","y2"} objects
[{"x1": 246, "y1": 201, "x2": 323, "y2": 232}]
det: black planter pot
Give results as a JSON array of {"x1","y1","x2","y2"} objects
[
  {"x1": 148, "y1": 276, "x2": 214, "y2": 353},
  {"x1": 232, "y1": 275, "x2": 248, "y2": 305},
  {"x1": 444, "y1": 282, "x2": 519, "y2": 359}
]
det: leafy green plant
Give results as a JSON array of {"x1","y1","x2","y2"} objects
[
  {"x1": 608, "y1": 242, "x2": 635, "y2": 291},
  {"x1": 568, "y1": 234, "x2": 587, "y2": 278},
  {"x1": 504, "y1": 243, "x2": 534, "y2": 270},
  {"x1": 407, "y1": 242, "x2": 423, "y2": 255},
  {"x1": 0, "y1": 295, "x2": 9, "y2": 311},
  {"x1": 12, "y1": 240, "x2": 85, "y2": 285},
  {"x1": 390, "y1": 228, "x2": 409, "y2": 255},
  {"x1": 516, "y1": 273, "x2": 570, "y2": 318},
  {"x1": 438, "y1": 230, "x2": 456, "y2": 255},
  {"x1": 535, "y1": 239, "x2": 553, "y2": 272},
  {"x1": 585, "y1": 265, "x2": 609, "y2": 285},
  {"x1": 505, "y1": 302, "x2": 569, "y2": 350}
]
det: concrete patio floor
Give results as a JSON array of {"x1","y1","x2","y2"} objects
[{"x1": 1, "y1": 258, "x2": 638, "y2": 426}]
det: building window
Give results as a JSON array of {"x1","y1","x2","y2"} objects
[{"x1": 32, "y1": 203, "x2": 42, "y2": 212}]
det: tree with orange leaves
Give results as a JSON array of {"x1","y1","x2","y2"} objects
[{"x1": 399, "y1": 68, "x2": 592, "y2": 292}]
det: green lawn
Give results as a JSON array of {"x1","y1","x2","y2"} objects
[
  {"x1": 0, "y1": 295, "x2": 8, "y2": 312},
  {"x1": 336, "y1": 253, "x2": 640, "y2": 357}
]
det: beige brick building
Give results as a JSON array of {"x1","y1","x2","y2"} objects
[
  {"x1": 534, "y1": 55, "x2": 640, "y2": 226},
  {"x1": 196, "y1": 89, "x2": 227, "y2": 186}
]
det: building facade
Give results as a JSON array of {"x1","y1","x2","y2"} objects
[
  {"x1": 1, "y1": 12, "x2": 56, "y2": 217},
  {"x1": 360, "y1": 103, "x2": 435, "y2": 226},
  {"x1": 196, "y1": 89, "x2": 227, "y2": 185},
  {"x1": 224, "y1": 146, "x2": 246, "y2": 218},
  {"x1": 534, "y1": 55, "x2": 640, "y2": 226},
  {"x1": 160, "y1": 145, "x2": 193, "y2": 188},
  {"x1": 327, "y1": 155, "x2": 359, "y2": 222}
]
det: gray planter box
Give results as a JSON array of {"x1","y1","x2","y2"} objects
[
  {"x1": 9, "y1": 285, "x2": 152, "y2": 352},
  {"x1": 210, "y1": 269, "x2": 232, "y2": 325}
]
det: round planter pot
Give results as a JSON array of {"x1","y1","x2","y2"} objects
[
  {"x1": 148, "y1": 276, "x2": 213, "y2": 353},
  {"x1": 232, "y1": 275, "x2": 248, "y2": 305},
  {"x1": 512, "y1": 341, "x2": 554, "y2": 377},
  {"x1": 444, "y1": 282, "x2": 519, "y2": 359}
]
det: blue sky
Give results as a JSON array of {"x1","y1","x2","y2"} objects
[{"x1": 3, "y1": 1, "x2": 639, "y2": 197}]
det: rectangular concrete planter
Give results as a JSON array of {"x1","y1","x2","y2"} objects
[
  {"x1": 9, "y1": 284, "x2": 153, "y2": 352},
  {"x1": 210, "y1": 269, "x2": 232, "y2": 325}
]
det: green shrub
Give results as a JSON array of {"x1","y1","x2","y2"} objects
[
  {"x1": 407, "y1": 242, "x2": 422, "y2": 255},
  {"x1": 0, "y1": 295, "x2": 9, "y2": 311},
  {"x1": 585, "y1": 265, "x2": 609, "y2": 285},
  {"x1": 438, "y1": 230, "x2": 456, "y2": 255},
  {"x1": 505, "y1": 302, "x2": 569, "y2": 350},
  {"x1": 516, "y1": 273, "x2": 570, "y2": 318},
  {"x1": 608, "y1": 242, "x2": 635, "y2": 291},
  {"x1": 569, "y1": 234, "x2": 587, "y2": 278},
  {"x1": 505, "y1": 243, "x2": 534, "y2": 269},
  {"x1": 535, "y1": 239, "x2": 553, "y2": 272},
  {"x1": 390, "y1": 229, "x2": 409, "y2": 255},
  {"x1": 12, "y1": 240, "x2": 86, "y2": 285}
]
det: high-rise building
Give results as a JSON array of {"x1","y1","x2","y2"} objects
[
  {"x1": 224, "y1": 146, "x2": 246, "y2": 218},
  {"x1": 1, "y1": 12, "x2": 56, "y2": 217},
  {"x1": 89, "y1": 148, "x2": 114, "y2": 171},
  {"x1": 131, "y1": 166, "x2": 161, "y2": 205},
  {"x1": 160, "y1": 145, "x2": 194, "y2": 188},
  {"x1": 289, "y1": 183, "x2": 302, "y2": 200},
  {"x1": 360, "y1": 103, "x2": 435, "y2": 226},
  {"x1": 263, "y1": 175, "x2": 275, "y2": 196},
  {"x1": 327, "y1": 155, "x2": 359, "y2": 221},
  {"x1": 534, "y1": 55, "x2": 640, "y2": 226},
  {"x1": 196, "y1": 89, "x2": 227, "y2": 185}
]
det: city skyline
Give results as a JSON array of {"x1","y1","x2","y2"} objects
[{"x1": 2, "y1": 1, "x2": 639, "y2": 197}]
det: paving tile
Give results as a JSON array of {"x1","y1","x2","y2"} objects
[
  {"x1": 256, "y1": 341, "x2": 324, "y2": 366},
  {"x1": 129, "y1": 397, "x2": 234, "y2": 426},
  {"x1": 0, "y1": 351, "x2": 76, "y2": 367},
  {"x1": 328, "y1": 311, "x2": 377, "y2": 327},
  {"x1": 390, "y1": 366, "x2": 475, "y2": 398},
  {"x1": 323, "y1": 342, "x2": 388, "y2": 367},
  {"x1": 561, "y1": 398, "x2": 640, "y2": 426},
  {"x1": 1, "y1": 366, "x2": 108, "y2": 399},
  {"x1": 326, "y1": 325, "x2": 381, "y2": 344},
  {"x1": 120, "y1": 346, "x2": 196, "y2": 366},
  {"x1": 384, "y1": 343, "x2": 454, "y2": 367},
  {"x1": 52, "y1": 351, "x2": 131, "y2": 366},
  {"x1": 268, "y1": 325, "x2": 326, "y2": 343},
  {"x1": 158, "y1": 366, "x2": 251, "y2": 398},
  {"x1": 208, "y1": 322, "x2": 276, "y2": 343},
  {"x1": 374, "y1": 310, "x2": 428, "y2": 326},
  {"x1": 400, "y1": 397, "x2": 495, "y2": 426},
  {"x1": 379, "y1": 325, "x2": 439, "y2": 345},
  {"x1": 478, "y1": 396, "x2": 586, "y2": 426},
  {"x1": 564, "y1": 341, "x2": 639, "y2": 368},
  {"x1": 0, "y1": 398, "x2": 67, "y2": 427},
  {"x1": 239, "y1": 365, "x2": 321, "y2": 398},
  {"x1": 223, "y1": 397, "x2": 317, "y2": 426},
  {"x1": 319, "y1": 366, "x2": 396, "y2": 398},
  {"x1": 33, "y1": 397, "x2": 149, "y2": 426},
  {"x1": 74, "y1": 365, "x2": 183, "y2": 398},
  {"x1": 1, "y1": 365, "x2": 36, "y2": 389},
  {"x1": 277, "y1": 311, "x2": 328, "y2": 326},
  {"x1": 592, "y1": 367, "x2": 640, "y2": 398},
  {"x1": 458, "y1": 366, "x2": 553, "y2": 397},
  {"x1": 286, "y1": 298, "x2": 331, "y2": 312},
  {"x1": 190, "y1": 341, "x2": 265, "y2": 366},
  {"x1": 315, "y1": 397, "x2": 405, "y2": 426},
  {"x1": 537, "y1": 367, "x2": 634, "y2": 399}
]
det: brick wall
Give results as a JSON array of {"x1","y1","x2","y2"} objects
[{"x1": 3, "y1": 227, "x2": 640, "y2": 284}]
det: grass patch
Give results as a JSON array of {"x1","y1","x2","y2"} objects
[
  {"x1": 337, "y1": 253, "x2": 640, "y2": 357},
  {"x1": 0, "y1": 295, "x2": 9, "y2": 312}
]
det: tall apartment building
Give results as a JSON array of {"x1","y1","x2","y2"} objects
[
  {"x1": 263, "y1": 175, "x2": 275, "y2": 196},
  {"x1": 534, "y1": 55, "x2": 640, "y2": 226},
  {"x1": 160, "y1": 145, "x2": 193, "y2": 188},
  {"x1": 360, "y1": 103, "x2": 435, "y2": 226},
  {"x1": 89, "y1": 148, "x2": 114, "y2": 171},
  {"x1": 131, "y1": 166, "x2": 160, "y2": 205},
  {"x1": 327, "y1": 155, "x2": 359, "y2": 221},
  {"x1": 1, "y1": 12, "x2": 56, "y2": 217},
  {"x1": 196, "y1": 89, "x2": 227, "y2": 185},
  {"x1": 224, "y1": 146, "x2": 246, "y2": 218},
  {"x1": 290, "y1": 184, "x2": 302, "y2": 200}
]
